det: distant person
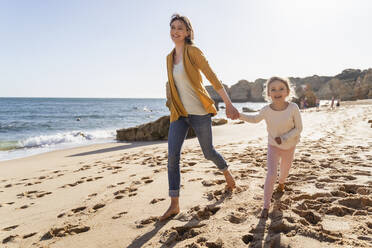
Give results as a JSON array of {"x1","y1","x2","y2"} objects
[
  {"x1": 336, "y1": 98, "x2": 341, "y2": 107},
  {"x1": 238, "y1": 77, "x2": 303, "y2": 218},
  {"x1": 330, "y1": 96, "x2": 335, "y2": 109},
  {"x1": 316, "y1": 98, "x2": 320, "y2": 110},
  {"x1": 300, "y1": 99, "x2": 304, "y2": 109},
  {"x1": 303, "y1": 97, "x2": 308, "y2": 109},
  {"x1": 161, "y1": 14, "x2": 239, "y2": 221}
]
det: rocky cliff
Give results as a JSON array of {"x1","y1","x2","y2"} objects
[{"x1": 205, "y1": 68, "x2": 372, "y2": 102}]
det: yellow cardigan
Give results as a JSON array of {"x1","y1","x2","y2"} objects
[{"x1": 166, "y1": 44, "x2": 223, "y2": 122}]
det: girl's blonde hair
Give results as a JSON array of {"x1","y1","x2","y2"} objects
[
  {"x1": 262, "y1": 76, "x2": 296, "y2": 102},
  {"x1": 170, "y1": 14, "x2": 194, "y2": 44}
]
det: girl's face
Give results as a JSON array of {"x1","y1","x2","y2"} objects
[
  {"x1": 268, "y1": 80, "x2": 289, "y2": 103},
  {"x1": 170, "y1": 20, "x2": 189, "y2": 44}
]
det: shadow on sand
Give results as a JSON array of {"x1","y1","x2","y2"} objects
[{"x1": 67, "y1": 140, "x2": 167, "y2": 157}]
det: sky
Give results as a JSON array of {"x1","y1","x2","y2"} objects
[{"x1": 0, "y1": 0, "x2": 371, "y2": 98}]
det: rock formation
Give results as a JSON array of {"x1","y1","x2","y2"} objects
[
  {"x1": 116, "y1": 116, "x2": 195, "y2": 141},
  {"x1": 205, "y1": 68, "x2": 372, "y2": 102},
  {"x1": 116, "y1": 116, "x2": 229, "y2": 142}
]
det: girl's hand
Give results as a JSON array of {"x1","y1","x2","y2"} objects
[{"x1": 275, "y1": 137, "x2": 282, "y2": 145}]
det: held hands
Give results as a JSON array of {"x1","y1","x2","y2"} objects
[
  {"x1": 225, "y1": 104, "x2": 239, "y2": 120},
  {"x1": 275, "y1": 137, "x2": 282, "y2": 145}
]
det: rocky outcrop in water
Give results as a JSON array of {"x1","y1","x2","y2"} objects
[
  {"x1": 117, "y1": 116, "x2": 195, "y2": 141},
  {"x1": 116, "y1": 116, "x2": 228, "y2": 141}
]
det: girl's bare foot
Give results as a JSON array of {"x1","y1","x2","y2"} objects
[
  {"x1": 223, "y1": 170, "x2": 236, "y2": 191},
  {"x1": 159, "y1": 205, "x2": 180, "y2": 221},
  {"x1": 276, "y1": 183, "x2": 285, "y2": 192},
  {"x1": 260, "y1": 208, "x2": 269, "y2": 219}
]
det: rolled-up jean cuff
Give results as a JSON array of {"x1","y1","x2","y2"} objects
[
  {"x1": 219, "y1": 164, "x2": 229, "y2": 172},
  {"x1": 169, "y1": 189, "x2": 180, "y2": 197}
]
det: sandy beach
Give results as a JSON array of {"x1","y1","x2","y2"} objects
[{"x1": 0, "y1": 100, "x2": 371, "y2": 248}]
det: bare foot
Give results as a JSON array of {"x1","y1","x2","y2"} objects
[
  {"x1": 223, "y1": 170, "x2": 236, "y2": 191},
  {"x1": 260, "y1": 208, "x2": 269, "y2": 219},
  {"x1": 276, "y1": 183, "x2": 285, "y2": 192},
  {"x1": 159, "y1": 205, "x2": 180, "y2": 221}
]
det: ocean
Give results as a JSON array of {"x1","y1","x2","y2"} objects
[{"x1": 0, "y1": 98, "x2": 267, "y2": 161}]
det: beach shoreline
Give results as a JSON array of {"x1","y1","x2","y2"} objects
[{"x1": 0, "y1": 99, "x2": 371, "y2": 247}]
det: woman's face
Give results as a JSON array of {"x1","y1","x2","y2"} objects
[
  {"x1": 170, "y1": 20, "x2": 189, "y2": 44},
  {"x1": 268, "y1": 80, "x2": 289, "y2": 103}
]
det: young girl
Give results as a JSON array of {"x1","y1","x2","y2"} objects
[
  {"x1": 160, "y1": 14, "x2": 239, "y2": 221},
  {"x1": 239, "y1": 76, "x2": 303, "y2": 218}
]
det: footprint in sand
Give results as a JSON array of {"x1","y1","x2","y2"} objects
[
  {"x1": 2, "y1": 225, "x2": 19, "y2": 231},
  {"x1": 2, "y1": 235, "x2": 19, "y2": 244},
  {"x1": 225, "y1": 212, "x2": 246, "y2": 224},
  {"x1": 292, "y1": 209, "x2": 321, "y2": 225},
  {"x1": 71, "y1": 206, "x2": 87, "y2": 213},
  {"x1": 112, "y1": 211, "x2": 128, "y2": 219},
  {"x1": 201, "y1": 180, "x2": 216, "y2": 187},
  {"x1": 141, "y1": 176, "x2": 154, "y2": 184},
  {"x1": 150, "y1": 198, "x2": 165, "y2": 204},
  {"x1": 242, "y1": 234, "x2": 254, "y2": 244},
  {"x1": 192, "y1": 205, "x2": 221, "y2": 221},
  {"x1": 22, "y1": 232, "x2": 37, "y2": 239},
  {"x1": 40, "y1": 224, "x2": 90, "y2": 240},
  {"x1": 17, "y1": 190, "x2": 52, "y2": 199},
  {"x1": 113, "y1": 189, "x2": 127, "y2": 199},
  {"x1": 188, "y1": 178, "x2": 203, "y2": 182},
  {"x1": 135, "y1": 216, "x2": 158, "y2": 228},
  {"x1": 337, "y1": 196, "x2": 372, "y2": 210},
  {"x1": 181, "y1": 168, "x2": 193, "y2": 173},
  {"x1": 159, "y1": 224, "x2": 206, "y2": 245},
  {"x1": 92, "y1": 203, "x2": 105, "y2": 211}
]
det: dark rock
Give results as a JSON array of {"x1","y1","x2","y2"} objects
[
  {"x1": 242, "y1": 107, "x2": 256, "y2": 112},
  {"x1": 211, "y1": 118, "x2": 227, "y2": 126},
  {"x1": 116, "y1": 116, "x2": 195, "y2": 141}
]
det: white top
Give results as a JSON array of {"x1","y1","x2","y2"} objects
[
  {"x1": 239, "y1": 102, "x2": 303, "y2": 149},
  {"x1": 173, "y1": 61, "x2": 208, "y2": 115}
]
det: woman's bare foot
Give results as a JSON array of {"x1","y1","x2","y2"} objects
[
  {"x1": 260, "y1": 208, "x2": 269, "y2": 219},
  {"x1": 159, "y1": 205, "x2": 180, "y2": 221},
  {"x1": 276, "y1": 183, "x2": 285, "y2": 192},
  {"x1": 159, "y1": 197, "x2": 180, "y2": 221},
  {"x1": 223, "y1": 170, "x2": 236, "y2": 191}
]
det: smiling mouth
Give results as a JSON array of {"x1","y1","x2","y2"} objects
[{"x1": 274, "y1": 96, "x2": 282, "y2": 99}]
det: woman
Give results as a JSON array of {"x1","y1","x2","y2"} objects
[{"x1": 160, "y1": 14, "x2": 239, "y2": 221}]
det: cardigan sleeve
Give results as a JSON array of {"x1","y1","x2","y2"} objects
[
  {"x1": 189, "y1": 46, "x2": 224, "y2": 91},
  {"x1": 280, "y1": 104, "x2": 303, "y2": 142}
]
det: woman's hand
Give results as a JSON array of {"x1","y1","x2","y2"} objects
[
  {"x1": 275, "y1": 137, "x2": 282, "y2": 145},
  {"x1": 226, "y1": 104, "x2": 239, "y2": 120}
]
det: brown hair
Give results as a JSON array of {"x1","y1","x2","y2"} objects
[
  {"x1": 170, "y1": 14, "x2": 194, "y2": 44},
  {"x1": 262, "y1": 76, "x2": 296, "y2": 102}
]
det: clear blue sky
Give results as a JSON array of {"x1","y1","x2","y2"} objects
[{"x1": 1, "y1": 0, "x2": 371, "y2": 98}]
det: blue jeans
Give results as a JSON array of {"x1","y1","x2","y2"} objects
[{"x1": 167, "y1": 114, "x2": 228, "y2": 197}]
